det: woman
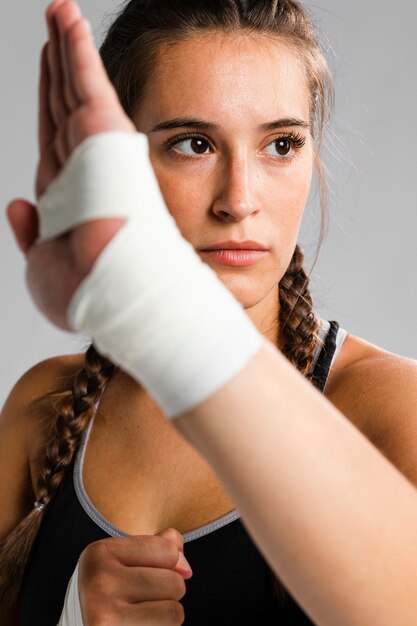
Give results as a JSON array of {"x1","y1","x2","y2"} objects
[{"x1": 2, "y1": 1, "x2": 417, "y2": 625}]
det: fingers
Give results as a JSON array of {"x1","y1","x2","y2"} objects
[
  {"x1": 64, "y1": 14, "x2": 118, "y2": 105},
  {"x1": 86, "y1": 600, "x2": 185, "y2": 626},
  {"x1": 37, "y1": 40, "x2": 62, "y2": 193},
  {"x1": 47, "y1": 0, "x2": 119, "y2": 107},
  {"x1": 6, "y1": 199, "x2": 39, "y2": 254},
  {"x1": 79, "y1": 535, "x2": 189, "y2": 626},
  {"x1": 54, "y1": 0, "x2": 82, "y2": 111},
  {"x1": 99, "y1": 566, "x2": 187, "y2": 604},
  {"x1": 46, "y1": 0, "x2": 69, "y2": 127},
  {"x1": 38, "y1": 0, "x2": 136, "y2": 194},
  {"x1": 100, "y1": 534, "x2": 186, "y2": 570},
  {"x1": 157, "y1": 528, "x2": 185, "y2": 554},
  {"x1": 124, "y1": 600, "x2": 185, "y2": 626},
  {"x1": 80, "y1": 534, "x2": 192, "y2": 589},
  {"x1": 157, "y1": 528, "x2": 192, "y2": 579},
  {"x1": 45, "y1": 0, "x2": 84, "y2": 167},
  {"x1": 38, "y1": 42, "x2": 56, "y2": 154}
]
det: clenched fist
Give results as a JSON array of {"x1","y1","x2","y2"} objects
[{"x1": 78, "y1": 529, "x2": 193, "y2": 626}]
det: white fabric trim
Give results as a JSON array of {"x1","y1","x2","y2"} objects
[
  {"x1": 331, "y1": 326, "x2": 348, "y2": 369},
  {"x1": 74, "y1": 413, "x2": 241, "y2": 542},
  {"x1": 310, "y1": 317, "x2": 330, "y2": 371},
  {"x1": 57, "y1": 562, "x2": 84, "y2": 626}
]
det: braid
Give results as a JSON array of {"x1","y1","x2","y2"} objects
[
  {"x1": 279, "y1": 244, "x2": 323, "y2": 378},
  {"x1": 0, "y1": 344, "x2": 117, "y2": 609},
  {"x1": 36, "y1": 345, "x2": 116, "y2": 508}
]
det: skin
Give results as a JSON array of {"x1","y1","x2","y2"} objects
[
  {"x1": 133, "y1": 33, "x2": 313, "y2": 341},
  {"x1": 4, "y1": 1, "x2": 417, "y2": 625}
]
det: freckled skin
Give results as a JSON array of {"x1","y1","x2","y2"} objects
[{"x1": 133, "y1": 33, "x2": 314, "y2": 342}]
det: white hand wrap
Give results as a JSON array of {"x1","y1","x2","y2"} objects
[
  {"x1": 37, "y1": 132, "x2": 263, "y2": 418},
  {"x1": 57, "y1": 562, "x2": 84, "y2": 626}
]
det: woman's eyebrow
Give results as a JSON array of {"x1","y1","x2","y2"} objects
[{"x1": 150, "y1": 117, "x2": 310, "y2": 132}]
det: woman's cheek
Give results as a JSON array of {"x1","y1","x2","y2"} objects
[
  {"x1": 147, "y1": 159, "x2": 193, "y2": 217},
  {"x1": 285, "y1": 160, "x2": 314, "y2": 222},
  {"x1": 151, "y1": 171, "x2": 205, "y2": 240}
]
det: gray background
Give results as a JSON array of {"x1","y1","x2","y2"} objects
[{"x1": 1, "y1": 1, "x2": 416, "y2": 405}]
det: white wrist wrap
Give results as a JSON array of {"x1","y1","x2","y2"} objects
[
  {"x1": 57, "y1": 562, "x2": 84, "y2": 626},
  {"x1": 37, "y1": 132, "x2": 263, "y2": 418}
]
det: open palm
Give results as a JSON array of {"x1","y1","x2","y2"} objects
[{"x1": 6, "y1": 0, "x2": 136, "y2": 330}]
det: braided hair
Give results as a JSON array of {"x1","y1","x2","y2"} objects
[
  {"x1": 0, "y1": 346, "x2": 116, "y2": 607},
  {"x1": 0, "y1": 0, "x2": 334, "y2": 609}
]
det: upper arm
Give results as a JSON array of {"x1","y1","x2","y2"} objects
[
  {"x1": 328, "y1": 352, "x2": 417, "y2": 488},
  {"x1": 0, "y1": 355, "x2": 84, "y2": 542}
]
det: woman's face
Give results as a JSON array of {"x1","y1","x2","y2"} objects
[{"x1": 134, "y1": 33, "x2": 314, "y2": 335}]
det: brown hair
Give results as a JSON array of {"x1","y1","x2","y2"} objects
[{"x1": 0, "y1": 0, "x2": 334, "y2": 609}]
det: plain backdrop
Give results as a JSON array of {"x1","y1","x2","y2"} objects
[{"x1": 1, "y1": 1, "x2": 416, "y2": 405}]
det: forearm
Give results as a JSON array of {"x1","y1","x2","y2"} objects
[{"x1": 175, "y1": 339, "x2": 417, "y2": 626}]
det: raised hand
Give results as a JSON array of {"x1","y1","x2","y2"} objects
[
  {"x1": 36, "y1": 0, "x2": 135, "y2": 199},
  {"x1": 77, "y1": 529, "x2": 192, "y2": 626},
  {"x1": 6, "y1": 0, "x2": 136, "y2": 330}
]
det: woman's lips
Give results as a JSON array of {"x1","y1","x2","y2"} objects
[{"x1": 200, "y1": 249, "x2": 268, "y2": 267}]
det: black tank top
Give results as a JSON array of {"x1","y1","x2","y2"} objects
[{"x1": 19, "y1": 320, "x2": 343, "y2": 626}]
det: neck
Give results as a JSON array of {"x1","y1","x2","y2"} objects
[{"x1": 244, "y1": 284, "x2": 281, "y2": 349}]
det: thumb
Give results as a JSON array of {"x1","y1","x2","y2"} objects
[
  {"x1": 6, "y1": 198, "x2": 39, "y2": 254},
  {"x1": 156, "y1": 528, "x2": 193, "y2": 579}
]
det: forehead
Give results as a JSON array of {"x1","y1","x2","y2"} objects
[{"x1": 138, "y1": 32, "x2": 310, "y2": 129}]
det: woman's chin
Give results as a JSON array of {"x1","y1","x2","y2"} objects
[{"x1": 215, "y1": 273, "x2": 278, "y2": 311}]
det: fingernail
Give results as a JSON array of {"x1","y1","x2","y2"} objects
[{"x1": 177, "y1": 552, "x2": 193, "y2": 578}]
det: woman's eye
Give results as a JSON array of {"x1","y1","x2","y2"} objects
[
  {"x1": 264, "y1": 138, "x2": 293, "y2": 158},
  {"x1": 172, "y1": 137, "x2": 211, "y2": 156},
  {"x1": 165, "y1": 134, "x2": 304, "y2": 160}
]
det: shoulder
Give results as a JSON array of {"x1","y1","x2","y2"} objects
[
  {"x1": 1, "y1": 353, "x2": 86, "y2": 426},
  {"x1": 0, "y1": 353, "x2": 85, "y2": 536},
  {"x1": 325, "y1": 331, "x2": 417, "y2": 484},
  {"x1": 2, "y1": 352, "x2": 86, "y2": 457}
]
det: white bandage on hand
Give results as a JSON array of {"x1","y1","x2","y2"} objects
[
  {"x1": 57, "y1": 562, "x2": 84, "y2": 626},
  {"x1": 37, "y1": 132, "x2": 264, "y2": 418}
]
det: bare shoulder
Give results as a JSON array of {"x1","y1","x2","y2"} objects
[
  {"x1": 325, "y1": 332, "x2": 417, "y2": 484},
  {"x1": 0, "y1": 353, "x2": 85, "y2": 540},
  {"x1": 2, "y1": 352, "x2": 87, "y2": 470},
  {"x1": 1, "y1": 352, "x2": 86, "y2": 430}
]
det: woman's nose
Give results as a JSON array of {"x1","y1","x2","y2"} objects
[{"x1": 211, "y1": 158, "x2": 261, "y2": 222}]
